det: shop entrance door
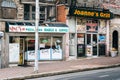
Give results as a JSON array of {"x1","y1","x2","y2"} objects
[
  {"x1": 19, "y1": 38, "x2": 25, "y2": 65},
  {"x1": 86, "y1": 33, "x2": 98, "y2": 56}
]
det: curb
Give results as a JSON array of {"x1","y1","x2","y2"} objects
[{"x1": 5, "y1": 64, "x2": 120, "y2": 80}]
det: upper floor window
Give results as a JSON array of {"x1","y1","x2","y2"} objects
[
  {"x1": 24, "y1": 4, "x2": 47, "y2": 23},
  {"x1": 24, "y1": 4, "x2": 56, "y2": 23}
]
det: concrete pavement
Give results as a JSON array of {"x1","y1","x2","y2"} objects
[{"x1": 0, "y1": 56, "x2": 120, "y2": 80}]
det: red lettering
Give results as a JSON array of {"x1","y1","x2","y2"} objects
[{"x1": 9, "y1": 26, "x2": 25, "y2": 32}]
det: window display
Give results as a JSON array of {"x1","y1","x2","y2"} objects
[
  {"x1": 40, "y1": 37, "x2": 51, "y2": 49},
  {"x1": 9, "y1": 36, "x2": 63, "y2": 61},
  {"x1": 86, "y1": 20, "x2": 98, "y2": 32},
  {"x1": 99, "y1": 34, "x2": 106, "y2": 42}
]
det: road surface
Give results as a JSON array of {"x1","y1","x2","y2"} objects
[{"x1": 27, "y1": 67, "x2": 120, "y2": 80}]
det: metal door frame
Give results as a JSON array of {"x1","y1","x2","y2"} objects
[
  {"x1": 19, "y1": 38, "x2": 25, "y2": 65},
  {"x1": 86, "y1": 33, "x2": 98, "y2": 56}
]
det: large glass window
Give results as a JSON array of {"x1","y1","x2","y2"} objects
[
  {"x1": 39, "y1": 37, "x2": 51, "y2": 49},
  {"x1": 52, "y1": 37, "x2": 62, "y2": 49},
  {"x1": 86, "y1": 20, "x2": 98, "y2": 32},
  {"x1": 26, "y1": 37, "x2": 35, "y2": 51},
  {"x1": 24, "y1": 5, "x2": 46, "y2": 23},
  {"x1": 9, "y1": 36, "x2": 20, "y2": 43},
  {"x1": 39, "y1": 36, "x2": 62, "y2": 50}
]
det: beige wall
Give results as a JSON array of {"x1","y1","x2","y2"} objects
[
  {"x1": 110, "y1": 17, "x2": 120, "y2": 55},
  {"x1": 13, "y1": 0, "x2": 24, "y2": 20}
]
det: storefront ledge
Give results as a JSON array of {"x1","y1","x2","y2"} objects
[{"x1": 5, "y1": 64, "x2": 120, "y2": 80}]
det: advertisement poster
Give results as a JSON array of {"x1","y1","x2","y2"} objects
[
  {"x1": 77, "y1": 38, "x2": 84, "y2": 44},
  {"x1": 99, "y1": 20, "x2": 106, "y2": 34},
  {"x1": 26, "y1": 50, "x2": 35, "y2": 60},
  {"x1": 77, "y1": 34, "x2": 84, "y2": 44},
  {"x1": 99, "y1": 34, "x2": 106, "y2": 42},
  {"x1": 9, "y1": 43, "x2": 19, "y2": 62},
  {"x1": 86, "y1": 20, "x2": 98, "y2": 32},
  {"x1": 40, "y1": 49, "x2": 50, "y2": 60},
  {"x1": 86, "y1": 45, "x2": 92, "y2": 56}
]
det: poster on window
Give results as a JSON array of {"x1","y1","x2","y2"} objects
[
  {"x1": 26, "y1": 50, "x2": 35, "y2": 60},
  {"x1": 40, "y1": 49, "x2": 50, "y2": 60},
  {"x1": 99, "y1": 20, "x2": 106, "y2": 34},
  {"x1": 86, "y1": 21, "x2": 98, "y2": 32},
  {"x1": 99, "y1": 34, "x2": 106, "y2": 42},
  {"x1": 86, "y1": 45, "x2": 92, "y2": 56},
  {"x1": 77, "y1": 25, "x2": 86, "y2": 32},
  {"x1": 77, "y1": 38, "x2": 84, "y2": 44},
  {"x1": 77, "y1": 18, "x2": 86, "y2": 32},
  {"x1": 52, "y1": 49, "x2": 62, "y2": 60},
  {"x1": 77, "y1": 34, "x2": 84, "y2": 44},
  {"x1": 9, "y1": 43, "x2": 19, "y2": 62}
]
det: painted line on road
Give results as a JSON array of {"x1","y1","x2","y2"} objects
[{"x1": 99, "y1": 75, "x2": 109, "y2": 78}]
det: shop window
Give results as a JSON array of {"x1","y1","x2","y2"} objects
[
  {"x1": 27, "y1": 39, "x2": 35, "y2": 50},
  {"x1": 99, "y1": 34, "x2": 106, "y2": 42},
  {"x1": 87, "y1": 34, "x2": 91, "y2": 45},
  {"x1": 52, "y1": 37, "x2": 62, "y2": 49},
  {"x1": 77, "y1": 34, "x2": 84, "y2": 44},
  {"x1": 39, "y1": 37, "x2": 51, "y2": 49},
  {"x1": 9, "y1": 36, "x2": 20, "y2": 43},
  {"x1": 86, "y1": 20, "x2": 98, "y2": 32},
  {"x1": 39, "y1": 36, "x2": 62, "y2": 49}
]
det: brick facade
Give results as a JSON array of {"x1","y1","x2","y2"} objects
[{"x1": 56, "y1": 5, "x2": 66, "y2": 23}]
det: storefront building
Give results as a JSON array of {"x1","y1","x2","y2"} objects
[
  {"x1": 67, "y1": 6, "x2": 114, "y2": 59},
  {"x1": 0, "y1": 0, "x2": 69, "y2": 67},
  {"x1": 5, "y1": 22, "x2": 69, "y2": 64},
  {"x1": 103, "y1": 2, "x2": 120, "y2": 56}
]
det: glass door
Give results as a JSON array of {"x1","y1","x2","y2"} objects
[
  {"x1": 92, "y1": 34, "x2": 98, "y2": 56},
  {"x1": 19, "y1": 38, "x2": 25, "y2": 65},
  {"x1": 86, "y1": 33, "x2": 98, "y2": 56}
]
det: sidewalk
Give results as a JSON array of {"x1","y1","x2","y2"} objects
[{"x1": 0, "y1": 56, "x2": 120, "y2": 80}]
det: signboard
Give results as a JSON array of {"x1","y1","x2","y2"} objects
[
  {"x1": 8, "y1": 25, "x2": 69, "y2": 33},
  {"x1": 69, "y1": 7, "x2": 114, "y2": 19}
]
